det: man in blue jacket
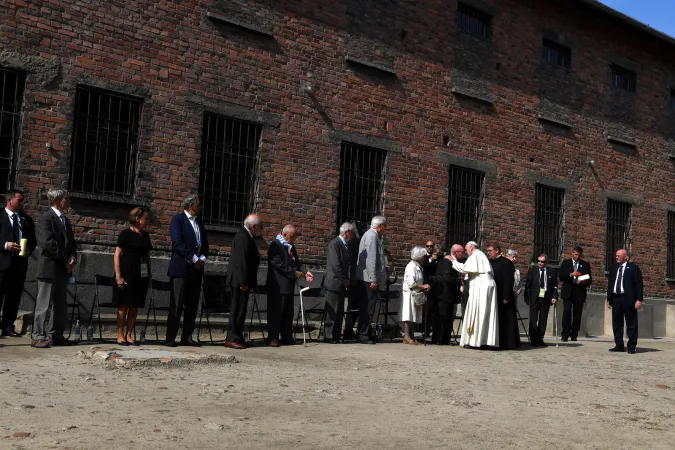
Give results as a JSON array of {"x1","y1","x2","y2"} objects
[{"x1": 166, "y1": 194, "x2": 208, "y2": 347}]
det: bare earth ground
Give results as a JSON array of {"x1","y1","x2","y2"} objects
[{"x1": 1, "y1": 336, "x2": 674, "y2": 449}]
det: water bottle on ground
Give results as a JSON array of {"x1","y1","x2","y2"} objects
[
  {"x1": 74, "y1": 320, "x2": 81, "y2": 341},
  {"x1": 86, "y1": 323, "x2": 94, "y2": 341},
  {"x1": 140, "y1": 329, "x2": 146, "y2": 343},
  {"x1": 376, "y1": 324, "x2": 383, "y2": 342}
]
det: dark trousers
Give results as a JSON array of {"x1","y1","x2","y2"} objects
[
  {"x1": 432, "y1": 300, "x2": 455, "y2": 345},
  {"x1": 561, "y1": 291, "x2": 585, "y2": 339},
  {"x1": 0, "y1": 257, "x2": 28, "y2": 330},
  {"x1": 226, "y1": 287, "x2": 249, "y2": 344},
  {"x1": 356, "y1": 281, "x2": 378, "y2": 338},
  {"x1": 324, "y1": 289, "x2": 345, "y2": 341},
  {"x1": 166, "y1": 271, "x2": 202, "y2": 343},
  {"x1": 268, "y1": 292, "x2": 295, "y2": 342},
  {"x1": 528, "y1": 298, "x2": 551, "y2": 345},
  {"x1": 611, "y1": 294, "x2": 638, "y2": 350}
]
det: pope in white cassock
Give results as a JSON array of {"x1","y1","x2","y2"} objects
[{"x1": 446, "y1": 241, "x2": 499, "y2": 348}]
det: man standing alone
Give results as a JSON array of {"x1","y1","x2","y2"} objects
[
  {"x1": 607, "y1": 249, "x2": 643, "y2": 354},
  {"x1": 559, "y1": 246, "x2": 592, "y2": 342},
  {"x1": 323, "y1": 222, "x2": 354, "y2": 343}
]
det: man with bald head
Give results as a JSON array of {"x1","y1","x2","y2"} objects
[
  {"x1": 606, "y1": 249, "x2": 643, "y2": 354},
  {"x1": 430, "y1": 244, "x2": 465, "y2": 345}
]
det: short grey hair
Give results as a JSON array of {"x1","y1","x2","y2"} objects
[
  {"x1": 244, "y1": 214, "x2": 261, "y2": 228},
  {"x1": 339, "y1": 222, "x2": 355, "y2": 236},
  {"x1": 47, "y1": 188, "x2": 68, "y2": 205},
  {"x1": 371, "y1": 216, "x2": 387, "y2": 228},
  {"x1": 506, "y1": 249, "x2": 518, "y2": 257},
  {"x1": 182, "y1": 193, "x2": 200, "y2": 210},
  {"x1": 410, "y1": 245, "x2": 427, "y2": 261},
  {"x1": 282, "y1": 224, "x2": 296, "y2": 236}
]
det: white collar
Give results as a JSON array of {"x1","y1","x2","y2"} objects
[
  {"x1": 51, "y1": 206, "x2": 63, "y2": 217},
  {"x1": 184, "y1": 210, "x2": 195, "y2": 220},
  {"x1": 5, "y1": 207, "x2": 16, "y2": 218},
  {"x1": 244, "y1": 225, "x2": 253, "y2": 238}
]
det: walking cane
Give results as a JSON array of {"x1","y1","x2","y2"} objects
[
  {"x1": 299, "y1": 286, "x2": 310, "y2": 347},
  {"x1": 553, "y1": 301, "x2": 559, "y2": 348}
]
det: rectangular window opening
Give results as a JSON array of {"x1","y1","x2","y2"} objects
[
  {"x1": 611, "y1": 65, "x2": 637, "y2": 93},
  {"x1": 542, "y1": 38, "x2": 571, "y2": 69},
  {"x1": 533, "y1": 184, "x2": 565, "y2": 265},
  {"x1": 447, "y1": 166, "x2": 485, "y2": 248},
  {"x1": 0, "y1": 69, "x2": 26, "y2": 191},
  {"x1": 667, "y1": 211, "x2": 675, "y2": 279},
  {"x1": 69, "y1": 86, "x2": 143, "y2": 197},
  {"x1": 606, "y1": 200, "x2": 632, "y2": 271},
  {"x1": 198, "y1": 113, "x2": 261, "y2": 227},
  {"x1": 456, "y1": 3, "x2": 492, "y2": 39}
]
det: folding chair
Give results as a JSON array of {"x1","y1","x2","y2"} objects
[
  {"x1": 144, "y1": 279, "x2": 172, "y2": 342},
  {"x1": 450, "y1": 301, "x2": 464, "y2": 344},
  {"x1": 516, "y1": 305, "x2": 531, "y2": 344},
  {"x1": 293, "y1": 282, "x2": 325, "y2": 341},
  {"x1": 66, "y1": 280, "x2": 91, "y2": 339},
  {"x1": 89, "y1": 275, "x2": 119, "y2": 341},
  {"x1": 247, "y1": 285, "x2": 267, "y2": 341},
  {"x1": 197, "y1": 274, "x2": 230, "y2": 345},
  {"x1": 374, "y1": 273, "x2": 399, "y2": 341}
]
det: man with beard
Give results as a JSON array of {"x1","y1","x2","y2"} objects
[{"x1": 486, "y1": 243, "x2": 519, "y2": 349}]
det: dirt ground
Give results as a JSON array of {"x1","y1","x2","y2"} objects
[{"x1": 1, "y1": 336, "x2": 674, "y2": 449}]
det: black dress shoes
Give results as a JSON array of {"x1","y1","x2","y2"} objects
[
  {"x1": 539, "y1": 342, "x2": 548, "y2": 348},
  {"x1": 561, "y1": 337, "x2": 569, "y2": 342},
  {"x1": 609, "y1": 346, "x2": 626, "y2": 352},
  {"x1": 322, "y1": 338, "x2": 339, "y2": 344},
  {"x1": 179, "y1": 339, "x2": 202, "y2": 347},
  {"x1": 571, "y1": 337, "x2": 578, "y2": 341},
  {"x1": 627, "y1": 348, "x2": 636, "y2": 354},
  {"x1": 165, "y1": 341, "x2": 178, "y2": 348},
  {"x1": 2, "y1": 328, "x2": 20, "y2": 337}
]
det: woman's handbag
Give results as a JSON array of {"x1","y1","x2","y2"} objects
[{"x1": 411, "y1": 290, "x2": 426, "y2": 306}]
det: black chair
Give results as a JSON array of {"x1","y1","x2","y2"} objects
[
  {"x1": 294, "y1": 283, "x2": 325, "y2": 341},
  {"x1": 144, "y1": 279, "x2": 172, "y2": 342},
  {"x1": 451, "y1": 300, "x2": 464, "y2": 344},
  {"x1": 197, "y1": 274, "x2": 231, "y2": 345},
  {"x1": 66, "y1": 280, "x2": 94, "y2": 339},
  {"x1": 374, "y1": 273, "x2": 399, "y2": 341},
  {"x1": 516, "y1": 305, "x2": 531, "y2": 344},
  {"x1": 89, "y1": 275, "x2": 119, "y2": 341},
  {"x1": 247, "y1": 285, "x2": 268, "y2": 341}
]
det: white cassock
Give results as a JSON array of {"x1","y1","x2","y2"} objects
[{"x1": 451, "y1": 249, "x2": 499, "y2": 348}]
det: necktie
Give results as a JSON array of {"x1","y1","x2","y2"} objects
[
  {"x1": 573, "y1": 261, "x2": 578, "y2": 273},
  {"x1": 539, "y1": 269, "x2": 545, "y2": 289},
  {"x1": 192, "y1": 218, "x2": 200, "y2": 245},
  {"x1": 11, "y1": 214, "x2": 20, "y2": 244},
  {"x1": 60, "y1": 214, "x2": 68, "y2": 230},
  {"x1": 616, "y1": 266, "x2": 624, "y2": 294}
]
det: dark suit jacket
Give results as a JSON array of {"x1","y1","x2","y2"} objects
[
  {"x1": 36, "y1": 209, "x2": 77, "y2": 279},
  {"x1": 324, "y1": 236, "x2": 350, "y2": 292},
  {"x1": 559, "y1": 258, "x2": 592, "y2": 301},
  {"x1": 0, "y1": 211, "x2": 37, "y2": 271},
  {"x1": 524, "y1": 266, "x2": 558, "y2": 306},
  {"x1": 430, "y1": 258, "x2": 462, "y2": 303},
  {"x1": 606, "y1": 262, "x2": 643, "y2": 305},
  {"x1": 267, "y1": 239, "x2": 306, "y2": 296},
  {"x1": 490, "y1": 256, "x2": 515, "y2": 303},
  {"x1": 225, "y1": 227, "x2": 260, "y2": 288},
  {"x1": 167, "y1": 212, "x2": 209, "y2": 278},
  {"x1": 421, "y1": 254, "x2": 438, "y2": 284}
]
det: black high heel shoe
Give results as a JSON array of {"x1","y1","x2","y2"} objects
[{"x1": 116, "y1": 339, "x2": 128, "y2": 346}]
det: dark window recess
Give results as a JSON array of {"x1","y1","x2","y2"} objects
[
  {"x1": 611, "y1": 65, "x2": 636, "y2": 92},
  {"x1": 670, "y1": 88, "x2": 675, "y2": 111},
  {"x1": 542, "y1": 39, "x2": 571, "y2": 69},
  {"x1": 667, "y1": 211, "x2": 675, "y2": 279},
  {"x1": 456, "y1": 3, "x2": 492, "y2": 39},
  {"x1": 606, "y1": 200, "x2": 631, "y2": 271},
  {"x1": 447, "y1": 166, "x2": 485, "y2": 248},
  {"x1": 336, "y1": 142, "x2": 386, "y2": 237},
  {"x1": 0, "y1": 69, "x2": 25, "y2": 191},
  {"x1": 533, "y1": 185, "x2": 565, "y2": 265},
  {"x1": 69, "y1": 87, "x2": 142, "y2": 197},
  {"x1": 198, "y1": 114, "x2": 261, "y2": 227}
]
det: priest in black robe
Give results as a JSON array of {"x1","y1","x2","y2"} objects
[{"x1": 486, "y1": 243, "x2": 520, "y2": 349}]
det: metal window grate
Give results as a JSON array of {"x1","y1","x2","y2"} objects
[
  {"x1": 456, "y1": 2, "x2": 492, "y2": 39},
  {"x1": 336, "y1": 142, "x2": 386, "y2": 236},
  {"x1": 447, "y1": 166, "x2": 485, "y2": 248},
  {"x1": 542, "y1": 39, "x2": 572, "y2": 69},
  {"x1": 611, "y1": 65, "x2": 636, "y2": 92},
  {"x1": 69, "y1": 87, "x2": 142, "y2": 197},
  {"x1": 0, "y1": 69, "x2": 25, "y2": 191},
  {"x1": 606, "y1": 200, "x2": 631, "y2": 270},
  {"x1": 198, "y1": 114, "x2": 261, "y2": 227},
  {"x1": 667, "y1": 211, "x2": 675, "y2": 279},
  {"x1": 533, "y1": 184, "x2": 565, "y2": 265}
]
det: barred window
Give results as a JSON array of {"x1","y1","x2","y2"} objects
[
  {"x1": 198, "y1": 114, "x2": 261, "y2": 227},
  {"x1": 0, "y1": 69, "x2": 25, "y2": 191},
  {"x1": 542, "y1": 39, "x2": 571, "y2": 69},
  {"x1": 667, "y1": 211, "x2": 675, "y2": 279},
  {"x1": 69, "y1": 87, "x2": 142, "y2": 197},
  {"x1": 611, "y1": 65, "x2": 636, "y2": 92},
  {"x1": 533, "y1": 185, "x2": 565, "y2": 265},
  {"x1": 606, "y1": 200, "x2": 631, "y2": 271},
  {"x1": 456, "y1": 3, "x2": 492, "y2": 39},
  {"x1": 336, "y1": 142, "x2": 386, "y2": 236},
  {"x1": 447, "y1": 166, "x2": 485, "y2": 247}
]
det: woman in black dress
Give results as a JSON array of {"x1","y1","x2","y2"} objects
[{"x1": 114, "y1": 207, "x2": 153, "y2": 345}]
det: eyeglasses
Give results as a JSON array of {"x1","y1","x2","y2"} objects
[
  {"x1": 425, "y1": 245, "x2": 434, "y2": 248},
  {"x1": 537, "y1": 260, "x2": 546, "y2": 263}
]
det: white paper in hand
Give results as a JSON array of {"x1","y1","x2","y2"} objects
[{"x1": 577, "y1": 274, "x2": 590, "y2": 282}]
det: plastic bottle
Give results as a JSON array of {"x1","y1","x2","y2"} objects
[
  {"x1": 376, "y1": 324, "x2": 383, "y2": 342},
  {"x1": 86, "y1": 323, "x2": 94, "y2": 341},
  {"x1": 140, "y1": 329, "x2": 146, "y2": 343},
  {"x1": 74, "y1": 320, "x2": 81, "y2": 340}
]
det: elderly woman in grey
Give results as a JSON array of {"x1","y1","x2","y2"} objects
[
  {"x1": 505, "y1": 249, "x2": 522, "y2": 300},
  {"x1": 401, "y1": 245, "x2": 430, "y2": 345}
]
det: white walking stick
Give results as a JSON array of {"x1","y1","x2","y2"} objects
[
  {"x1": 299, "y1": 286, "x2": 310, "y2": 347},
  {"x1": 553, "y1": 301, "x2": 559, "y2": 348}
]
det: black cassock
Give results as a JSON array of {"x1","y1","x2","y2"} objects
[{"x1": 490, "y1": 256, "x2": 520, "y2": 349}]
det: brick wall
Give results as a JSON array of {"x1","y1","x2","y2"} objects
[{"x1": 1, "y1": 0, "x2": 674, "y2": 297}]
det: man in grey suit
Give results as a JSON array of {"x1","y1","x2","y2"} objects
[
  {"x1": 354, "y1": 216, "x2": 387, "y2": 344},
  {"x1": 31, "y1": 189, "x2": 77, "y2": 348},
  {"x1": 322, "y1": 222, "x2": 355, "y2": 343}
]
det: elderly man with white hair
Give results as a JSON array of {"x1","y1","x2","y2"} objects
[
  {"x1": 354, "y1": 216, "x2": 388, "y2": 344},
  {"x1": 322, "y1": 222, "x2": 355, "y2": 343},
  {"x1": 446, "y1": 241, "x2": 498, "y2": 348}
]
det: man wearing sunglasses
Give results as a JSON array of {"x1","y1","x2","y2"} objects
[{"x1": 524, "y1": 254, "x2": 558, "y2": 347}]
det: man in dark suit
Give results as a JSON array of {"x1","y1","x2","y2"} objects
[
  {"x1": 606, "y1": 249, "x2": 644, "y2": 354},
  {"x1": 323, "y1": 222, "x2": 354, "y2": 343},
  {"x1": 559, "y1": 246, "x2": 592, "y2": 342},
  {"x1": 225, "y1": 214, "x2": 262, "y2": 349},
  {"x1": 487, "y1": 243, "x2": 519, "y2": 349},
  {"x1": 266, "y1": 224, "x2": 313, "y2": 346},
  {"x1": 0, "y1": 190, "x2": 37, "y2": 337},
  {"x1": 524, "y1": 253, "x2": 558, "y2": 348},
  {"x1": 431, "y1": 244, "x2": 464, "y2": 345},
  {"x1": 166, "y1": 194, "x2": 209, "y2": 347},
  {"x1": 31, "y1": 189, "x2": 77, "y2": 348}
]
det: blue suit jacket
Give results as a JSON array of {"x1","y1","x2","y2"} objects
[
  {"x1": 606, "y1": 262, "x2": 643, "y2": 305},
  {"x1": 167, "y1": 212, "x2": 209, "y2": 278}
]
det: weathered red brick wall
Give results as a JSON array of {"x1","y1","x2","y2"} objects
[{"x1": 1, "y1": 0, "x2": 674, "y2": 297}]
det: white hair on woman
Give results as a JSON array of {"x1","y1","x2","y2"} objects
[{"x1": 410, "y1": 245, "x2": 427, "y2": 261}]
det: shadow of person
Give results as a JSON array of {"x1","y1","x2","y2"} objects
[{"x1": 634, "y1": 347, "x2": 662, "y2": 353}]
